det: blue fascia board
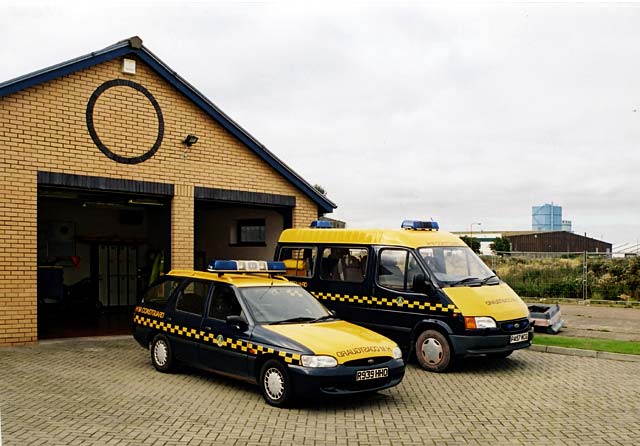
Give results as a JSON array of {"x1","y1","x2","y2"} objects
[{"x1": 0, "y1": 42, "x2": 335, "y2": 214}]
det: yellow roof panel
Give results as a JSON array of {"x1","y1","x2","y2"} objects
[
  {"x1": 166, "y1": 270, "x2": 297, "y2": 288},
  {"x1": 278, "y1": 228, "x2": 467, "y2": 249}
]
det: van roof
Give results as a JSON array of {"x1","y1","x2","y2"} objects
[{"x1": 278, "y1": 228, "x2": 468, "y2": 249}]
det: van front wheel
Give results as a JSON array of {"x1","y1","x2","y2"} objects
[{"x1": 415, "y1": 329, "x2": 452, "y2": 372}]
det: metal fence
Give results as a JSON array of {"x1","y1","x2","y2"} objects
[{"x1": 482, "y1": 252, "x2": 640, "y2": 301}]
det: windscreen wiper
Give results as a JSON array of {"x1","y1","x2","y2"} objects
[
  {"x1": 270, "y1": 316, "x2": 316, "y2": 325},
  {"x1": 449, "y1": 277, "x2": 481, "y2": 287},
  {"x1": 479, "y1": 274, "x2": 499, "y2": 285},
  {"x1": 310, "y1": 314, "x2": 337, "y2": 323}
]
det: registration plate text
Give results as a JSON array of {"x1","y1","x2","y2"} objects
[
  {"x1": 356, "y1": 367, "x2": 389, "y2": 381},
  {"x1": 510, "y1": 332, "x2": 529, "y2": 343}
]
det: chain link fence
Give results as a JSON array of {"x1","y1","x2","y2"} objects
[{"x1": 482, "y1": 252, "x2": 640, "y2": 301}]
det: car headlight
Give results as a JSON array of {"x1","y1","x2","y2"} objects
[
  {"x1": 300, "y1": 355, "x2": 338, "y2": 368},
  {"x1": 464, "y1": 316, "x2": 497, "y2": 329},
  {"x1": 392, "y1": 346, "x2": 403, "y2": 360}
]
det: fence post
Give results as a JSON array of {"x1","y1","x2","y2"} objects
[{"x1": 583, "y1": 232, "x2": 588, "y2": 300}]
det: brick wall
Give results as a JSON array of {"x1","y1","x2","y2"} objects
[{"x1": 0, "y1": 56, "x2": 320, "y2": 345}]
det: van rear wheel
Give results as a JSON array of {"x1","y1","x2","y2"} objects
[{"x1": 415, "y1": 329, "x2": 452, "y2": 372}]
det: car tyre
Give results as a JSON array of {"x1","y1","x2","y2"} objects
[
  {"x1": 150, "y1": 334, "x2": 174, "y2": 373},
  {"x1": 260, "y1": 359, "x2": 293, "y2": 407},
  {"x1": 415, "y1": 329, "x2": 452, "y2": 372}
]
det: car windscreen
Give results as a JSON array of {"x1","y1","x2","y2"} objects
[
  {"x1": 418, "y1": 246, "x2": 496, "y2": 286},
  {"x1": 239, "y1": 286, "x2": 330, "y2": 324}
]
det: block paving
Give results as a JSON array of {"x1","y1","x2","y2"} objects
[{"x1": 1, "y1": 337, "x2": 639, "y2": 445}]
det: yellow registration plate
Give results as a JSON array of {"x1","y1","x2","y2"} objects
[{"x1": 356, "y1": 367, "x2": 389, "y2": 381}]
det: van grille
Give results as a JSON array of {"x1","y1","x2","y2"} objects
[{"x1": 500, "y1": 318, "x2": 530, "y2": 332}]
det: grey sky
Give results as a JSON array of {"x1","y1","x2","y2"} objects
[{"x1": 2, "y1": 1, "x2": 640, "y2": 244}]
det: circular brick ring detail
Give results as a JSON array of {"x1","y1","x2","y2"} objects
[{"x1": 86, "y1": 79, "x2": 164, "y2": 164}]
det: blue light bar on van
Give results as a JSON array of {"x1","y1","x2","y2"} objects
[
  {"x1": 401, "y1": 220, "x2": 439, "y2": 231},
  {"x1": 207, "y1": 260, "x2": 286, "y2": 273},
  {"x1": 310, "y1": 220, "x2": 332, "y2": 228}
]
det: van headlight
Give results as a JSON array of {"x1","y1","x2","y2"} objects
[
  {"x1": 300, "y1": 355, "x2": 338, "y2": 368},
  {"x1": 392, "y1": 346, "x2": 403, "y2": 359},
  {"x1": 464, "y1": 316, "x2": 497, "y2": 329}
]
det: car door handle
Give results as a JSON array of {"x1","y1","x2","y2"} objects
[
  {"x1": 204, "y1": 326, "x2": 212, "y2": 331},
  {"x1": 166, "y1": 316, "x2": 172, "y2": 322}
]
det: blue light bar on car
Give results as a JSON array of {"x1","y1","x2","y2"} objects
[
  {"x1": 310, "y1": 220, "x2": 332, "y2": 228},
  {"x1": 207, "y1": 260, "x2": 286, "y2": 273},
  {"x1": 401, "y1": 220, "x2": 439, "y2": 231}
]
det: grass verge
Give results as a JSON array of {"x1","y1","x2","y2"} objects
[{"x1": 533, "y1": 334, "x2": 640, "y2": 355}]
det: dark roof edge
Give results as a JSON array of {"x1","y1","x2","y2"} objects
[{"x1": 0, "y1": 36, "x2": 336, "y2": 214}]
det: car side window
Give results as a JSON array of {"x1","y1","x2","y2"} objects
[
  {"x1": 175, "y1": 280, "x2": 209, "y2": 315},
  {"x1": 208, "y1": 285, "x2": 243, "y2": 320},
  {"x1": 320, "y1": 247, "x2": 368, "y2": 282},
  {"x1": 143, "y1": 278, "x2": 182, "y2": 307}
]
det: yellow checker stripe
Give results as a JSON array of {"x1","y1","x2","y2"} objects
[
  {"x1": 133, "y1": 314, "x2": 302, "y2": 365},
  {"x1": 310, "y1": 291, "x2": 460, "y2": 315}
]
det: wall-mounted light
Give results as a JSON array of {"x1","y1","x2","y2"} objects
[{"x1": 183, "y1": 134, "x2": 199, "y2": 147}]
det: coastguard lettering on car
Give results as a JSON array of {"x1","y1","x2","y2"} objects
[
  {"x1": 336, "y1": 345, "x2": 392, "y2": 358},
  {"x1": 135, "y1": 306, "x2": 165, "y2": 319},
  {"x1": 485, "y1": 297, "x2": 517, "y2": 305}
]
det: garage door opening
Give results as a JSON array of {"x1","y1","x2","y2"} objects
[
  {"x1": 194, "y1": 201, "x2": 292, "y2": 271},
  {"x1": 37, "y1": 187, "x2": 170, "y2": 339}
]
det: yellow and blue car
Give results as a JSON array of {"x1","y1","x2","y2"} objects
[{"x1": 133, "y1": 260, "x2": 405, "y2": 407}]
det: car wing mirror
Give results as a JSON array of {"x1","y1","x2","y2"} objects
[
  {"x1": 412, "y1": 273, "x2": 436, "y2": 295},
  {"x1": 226, "y1": 315, "x2": 248, "y2": 331}
]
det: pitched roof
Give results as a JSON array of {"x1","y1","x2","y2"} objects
[{"x1": 0, "y1": 36, "x2": 336, "y2": 214}]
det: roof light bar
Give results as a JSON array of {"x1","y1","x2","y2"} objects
[
  {"x1": 401, "y1": 220, "x2": 439, "y2": 231},
  {"x1": 207, "y1": 260, "x2": 286, "y2": 273},
  {"x1": 310, "y1": 220, "x2": 332, "y2": 228}
]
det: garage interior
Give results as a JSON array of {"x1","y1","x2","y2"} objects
[{"x1": 37, "y1": 187, "x2": 170, "y2": 339}]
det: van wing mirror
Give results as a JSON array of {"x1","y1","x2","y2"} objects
[
  {"x1": 412, "y1": 273, "x2": 436, "y2": 295},
  {"x1": 226, "y1": 315, "x2": 248, "y2": 331}
]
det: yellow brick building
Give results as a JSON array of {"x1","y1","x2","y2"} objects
[{"x1": 0, "y1": 37, "x2": 335, "y2": 345}]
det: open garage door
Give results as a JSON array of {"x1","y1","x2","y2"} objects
[
  {"x1": 195, "y1": 201, "x2": 292, "y2": 271},
  {"x1": 37, "y1": 187, "x2": 170, "y2": 339}
]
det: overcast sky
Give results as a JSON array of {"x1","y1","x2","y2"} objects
[{"x1": 2, "y1": 1, "x2": 640, "y2": 245}]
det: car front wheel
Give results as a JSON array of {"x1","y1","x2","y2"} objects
[{"x1": 260, "y1": 359, "x2": 293, "y2": 407}]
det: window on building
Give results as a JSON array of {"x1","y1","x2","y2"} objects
[{"x1": 236, "y1": 219, "x2": 266, "y2": 245}]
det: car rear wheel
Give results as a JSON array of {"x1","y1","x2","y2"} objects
[
  {"x1": 415, "y1": 329, "x2": 452, "y2": 372},
  {"x1": 260, "y1": 359, "x2": 293, "y2": 407},
  {"x1": 151, "y1": 334, "x2": 174, "y2": 373}
]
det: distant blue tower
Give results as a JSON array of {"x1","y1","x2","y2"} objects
[{"x1": 532, "y1": 203, "x2": 563, "y2": 231}]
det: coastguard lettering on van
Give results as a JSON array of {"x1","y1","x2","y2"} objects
[{"x1": 275, "y1": 219, "x2": 534, "y2": 373}]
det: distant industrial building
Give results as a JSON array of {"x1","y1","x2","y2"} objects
[
  {"x1": 452, "y1": 230, "x2": 611, "y2": 255},
  {"x1": 532, "y1": 203, "x2": 572, "y2": 232}
]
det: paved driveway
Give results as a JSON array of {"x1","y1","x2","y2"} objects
[{"x1": 1, "y1": 337, "x2": 639, "y2": 446}]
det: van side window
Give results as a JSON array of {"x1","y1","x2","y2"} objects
[
  {"x1": 377, "y1": 249, "x2": 423, "y2": 292},
  {"x1": 175, "y1": 280, "x2": 209, "y2": 315},
  {"x1": 278, "y1": 246, "x2": 317, "y2": 278},
  {"x1": 320, "y1": 247, "x2": 368, "y2": 283}
]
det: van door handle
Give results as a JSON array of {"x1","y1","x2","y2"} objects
[
  {"x1": 166, "y1": 316, "x2": 172, "y2": 322},
  {"x1": 204, "y1": 326, "x2": 212, "y2": 331}
]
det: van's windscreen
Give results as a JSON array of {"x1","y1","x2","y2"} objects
[{"x1": 418, "y1": 247, "x2": 497, "y2": 286}]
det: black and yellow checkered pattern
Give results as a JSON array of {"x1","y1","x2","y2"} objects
[
  {"x1": 133, "y1": 314, "x2": 302, "y2": 365},
  {"x1": 310, "y1": 291, "x2": 460, "y2": 315}
]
